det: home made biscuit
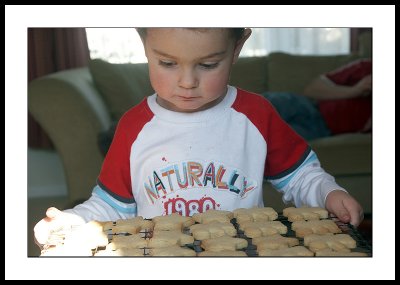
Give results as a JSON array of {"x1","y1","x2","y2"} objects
[
  {"x1": 189, "y1": 222, "x2": 237, "y2": 240},
  {"x1": 192, "y1": 209, "x2": 234, "y2": 224},
  {"x1": 252, "y1": 234, "x2": 299, "y2": 250},
  {"x1": 315, "y1": 249, "x2": 368, "y2": 257},
  {"x1": 201, "y1": 236, "x2": 248, "y2": 252},
  {"x1": 233, "y1": 207, "x2": 278, "y2": 224},
  {"x1": 197, "y1": 250, "x2": 247, "y2": 257},
  {"x1": 108, "y1": 234, "x2": 148, "y2": 250},
  {"x1": 94, "y1": 247, "x2": 145, "y2": 256},
  {"x1": 108, "y1": 217, "x2": 154, "y2": 235},
  {"x1": 283, "y1": 207, "x2": 329, "y2": 222},
  {"x1": 239, "y1": 221, "x2": 287, "y2": 238},
  {"x1": 148, "y1": 245, "x2": 196, "y2": 257},
  {"x1": 152, "y1": 213, "x2": 195, "y2": 231},
  {"x1": 303, "y1": 233, "x2": 357, "y2": 253},
  {"x1": 257, "y1": 246, "x2": 314, "y2": 257},
  {"x1": 148, "y1": 230, "x2": 194, "y2": 248},
  {"x1": 291, "y1": 220, "x2": 342, "y2": 238}
]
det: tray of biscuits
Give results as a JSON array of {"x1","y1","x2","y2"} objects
[{"x1": 39, "y1": 207, "x2": 372, "y2": 257}]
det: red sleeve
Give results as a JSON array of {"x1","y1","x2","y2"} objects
[
  {"x1": 232, "y1": 88, "x2": 310, "y2": 179},
  {"x1": 98, "y1": 99, "x2": 154, "y2": 202},
  {"x1": 325, "y1": 59, "x2": 372, "y2": 86}
]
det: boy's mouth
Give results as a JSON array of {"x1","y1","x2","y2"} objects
[{"x1": 178, "y1": 96, "x2": 198, "y2": 101}]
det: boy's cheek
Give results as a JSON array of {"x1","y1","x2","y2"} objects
[
  {"x1": 202, "y1": 72, "x2": 230, "y2": 92},
  {"x1": 149, "y1": 67, "x2": 230, "y2": 96},
  {"x1": 149, "y1": 70, "x2": 173, "y2": 93}
]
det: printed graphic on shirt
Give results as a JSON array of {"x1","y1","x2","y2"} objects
[
  {"x1": 142, "y1": 160, "x2": 257, "y2": 211},
  {"x1": 164, "y1": 194, "x2": 218, "y2": 216}
]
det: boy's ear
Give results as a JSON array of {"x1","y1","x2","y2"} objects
[{"x1": 233, "y1": 28, "x2": 252, "y2": 64}]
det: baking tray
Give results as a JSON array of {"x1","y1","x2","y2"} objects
[
  {"x1": 188, "y1": 215, "x2": 372, "y2": 257},
  {"x1": 42, "y1": 215, "x2": 372, "y2": 257}
]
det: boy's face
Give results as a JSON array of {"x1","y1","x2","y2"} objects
[{"x1": 143, "y1": 28, "x2": 246, "y2": 113}]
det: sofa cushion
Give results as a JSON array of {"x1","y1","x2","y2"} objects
[
  {"x1": 266, "y1": 52, "x2": 360, "y2": 94},
  {"x1": 309, "y1": 133, "x2": 372, "y2": 176},
  {"x1": 89, "y1": 59, "x2": 154, "y2": 120},
  {"x1": 229, "y1": 56, "x2": 268, "y2": 94}
]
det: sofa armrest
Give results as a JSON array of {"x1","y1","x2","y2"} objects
[
  {"x1": 309, "y1": 133, "x2": 372, "y2": 176},
  {"x1": 309, "y1": 133, "x2": 372, "y2": 213},
  {"x1": 28, "y1": 67, "x2": 112, "y2": 205}
]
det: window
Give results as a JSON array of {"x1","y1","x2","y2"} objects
[
  {"x1": 86, "y1": 28, "x2": 350, "y2": 64},
  {"x1": 242, "y1": 28, "x2": 350, "y2": 56},
  {"x1": 86, "y1": 28, "x2": 146, "y2": 63}
]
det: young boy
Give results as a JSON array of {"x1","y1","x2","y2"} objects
[{"x1": 34, "y1": 28, "x2": 364, "y2": 246}]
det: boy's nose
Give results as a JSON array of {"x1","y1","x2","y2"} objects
[{"x1": 178, "y1": 68, "x2": 198, "y2": 89}]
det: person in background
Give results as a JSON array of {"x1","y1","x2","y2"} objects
[
  {"x1": 34, "y1": 28, "x2": 364, "y2": 249},
  {"x1": 263, "y1": 58, "x2": 372, "y2": 141},
  {"x1": 303, "y1": 58, "x2": 372, "y2": 135},
  {"x1": 260, "y1": 91, "x2": 331, "y2": 141}
]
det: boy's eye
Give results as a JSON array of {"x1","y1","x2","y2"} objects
[
  {"x1": 158, "y1": 60, "x2": 219, "y2": 69},
  {"x1": 159, "y1": 60, "x2": 176, "y2": 67},
  {"x1": 199, "y1": 63, "x2": 219, "y2": 69}
]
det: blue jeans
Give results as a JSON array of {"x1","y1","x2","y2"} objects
[{"x1": 262, "y1": 92, "x2": 331, "y2": 141}]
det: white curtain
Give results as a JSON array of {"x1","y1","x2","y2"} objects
[
  {"x1": 86, "y1": 28, "x2": 350, "y2": 64},
  {"x1": 86, "y1": 28, "x2": 145, "y2": 63},
  {"x1": 242, "y1": 28, "x2": 350, "y2": 56}
]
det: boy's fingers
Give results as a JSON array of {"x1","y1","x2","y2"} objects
[
  {"x1": 34, "y1": 208, "x2": 86, "y2": 248},
  {"x1": 349, "y1": 208, "x2": 364, "y2": 228},
  {"x1": 34, "y1": 208, "x2": 65, "y2": 246},
  {"x1": 46, "y1": 207, "x2": 62, "y2": 219},
  {"x1": 350, "y1": 216, "x2": 360, "y2": 228},
  {"x1": 335, "y1": 206, "x2": 351, "y2": 224},
  {"x1": 33, "y1": 219, "x2": 52, "y2": 245},
  {"x1": 343, "y1": 199, "x2": 364, "y2": 227}
]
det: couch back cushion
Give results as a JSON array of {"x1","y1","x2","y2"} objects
[
  {"x1": 89, "y1": 59, "x2": 154, "y2": 120},
  {"x1": 229, "y1": 56, "x2": 268, "y2": 94},
  {"x1": 266, "y1": 52, "x2": 360, "y2": 94}
]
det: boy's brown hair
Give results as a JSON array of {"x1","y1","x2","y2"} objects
[{"x1": 136, "y1": 28, "x2": 245, "y2": 43}]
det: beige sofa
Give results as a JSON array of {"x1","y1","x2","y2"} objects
[{"x1": 28, "y1": 35, "x2": 372, "y2": 255}]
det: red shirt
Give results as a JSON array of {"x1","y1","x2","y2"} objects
[{"x1": 318, "y1": 59, "x2": 372, "y2": 134}]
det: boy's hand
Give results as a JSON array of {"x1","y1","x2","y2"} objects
[
  {"x1": 33, "y1": 207, "x2": 85, "y2": 248},
  {"x1": 325, "y1": 190, "x2": 364, "y2": 227}
]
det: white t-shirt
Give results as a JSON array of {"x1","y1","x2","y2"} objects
[{"x1": 67, "y1": 86, "x2": 344, "y2": 221}]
